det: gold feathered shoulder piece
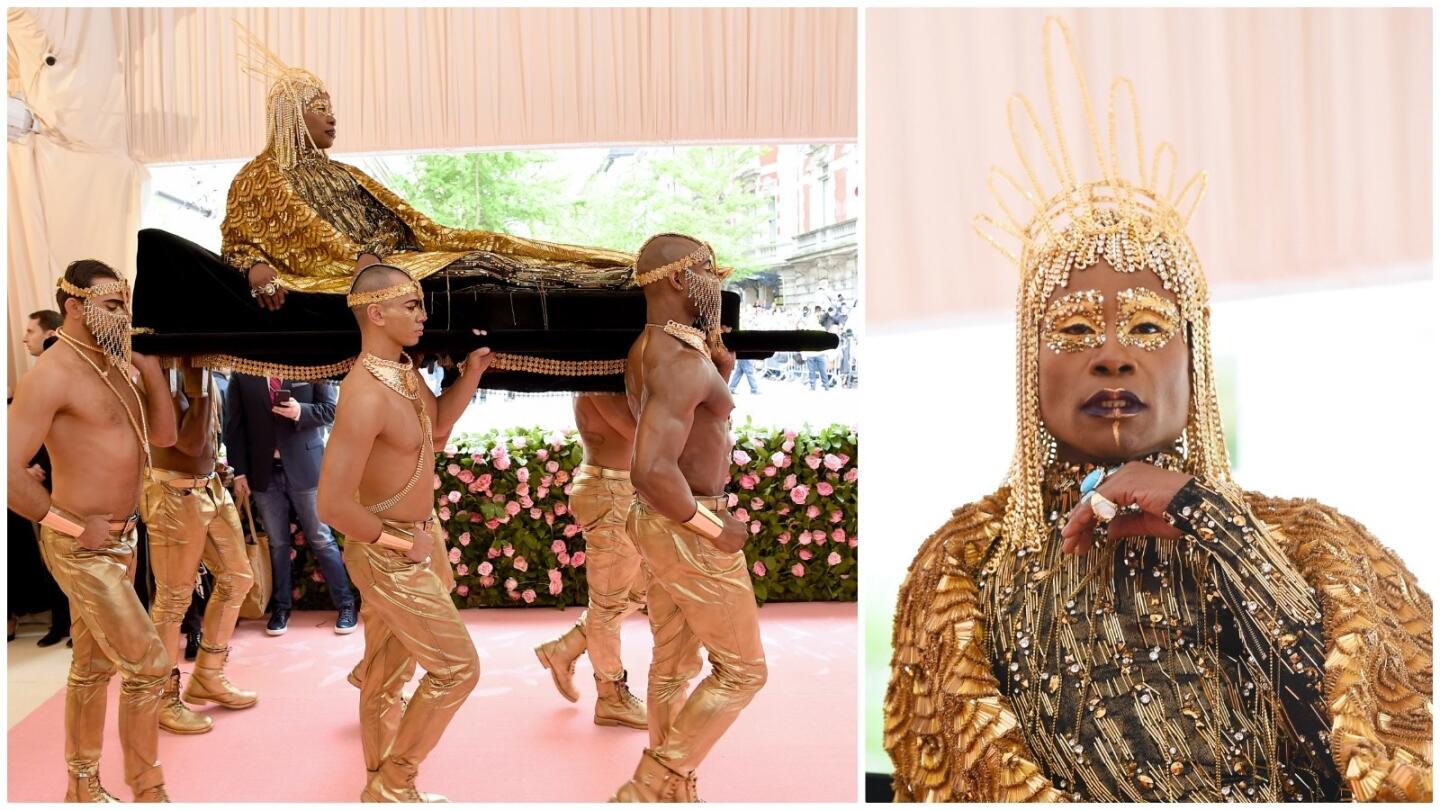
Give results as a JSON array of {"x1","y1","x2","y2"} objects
[{"x1": 884, "y1": 487, "x2": 1432, "y2": 802}]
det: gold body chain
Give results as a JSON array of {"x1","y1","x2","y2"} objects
[{"x1": 360, "y1": 352, "x2": 432, "y2": 514}]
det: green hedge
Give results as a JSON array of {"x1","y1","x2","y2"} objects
[{"x1": 284, "y1": 422, "x2": 858, "y2": 609}]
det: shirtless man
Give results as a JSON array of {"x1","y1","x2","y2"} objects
[
  {"x1": 7, "y1": 260, "x2": 179, "y2": 802},
  {"x1": 316, "y1": 264, "x2": 492, "y2": 802},
  {"x1": 143, "y1": 365, "x2": 256, "y2": 736},
  {"x1": 534, "y1": 393, "x2": 648, "y2": 730},
  {"x1": 610, "y1": 234, "x2": 767, "y2": 802}
]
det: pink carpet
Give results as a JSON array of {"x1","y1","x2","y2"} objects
[{"x1": 8, "y1": 603, "x2": 856, "y2": 802}]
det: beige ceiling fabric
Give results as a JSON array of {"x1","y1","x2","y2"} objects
[
  {"x1": 866, "y1": 8, "x2": 1432, "y2": 325},
  {"x1": 123, "y1": 6, "x2": 857, "y2": 164}
]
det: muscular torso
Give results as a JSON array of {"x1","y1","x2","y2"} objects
[
  {"x1": 41, "y1": 347, "x2": 150, "y2": 517},
  {"x1": 151, "y1": 370, "x2": 218, "y2": 475},
  {"x1": 574, "y1": 393, "x2": 632, "y2": 470},
  {"x1": 344, "y1": 370, "x2": 437, "y2": 523},
  {"x1": 625, "y1": 326, "x2": 734, "y2": 495}
]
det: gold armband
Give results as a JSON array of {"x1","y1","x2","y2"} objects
[
  {"x1": 41, "y1": 507, "x2": 86, "y2": 538},
  {"x1": 374, "y1": 522, "x2": 414, "y2": 551},
  {"x1": 683, "y1": 503, "x2": 725, "y2": 540}
]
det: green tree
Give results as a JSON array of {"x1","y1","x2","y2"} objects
[
  {"x1": 564, "y1": 147, "x2": 768, "y2": 279},
  {"x1": 386, "y1": 151, "x2": 565, "y2": 234}
]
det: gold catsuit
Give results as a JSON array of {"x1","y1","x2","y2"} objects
[
  {"x1": 627, "y1": 495, "x2": 768, "y2": 774},
  {"x1": 569, "y1": 465, "x2": 649, "y2": 681},
  {"x1": 37, "y1": 520, "x2": 170, "y2": 795}
]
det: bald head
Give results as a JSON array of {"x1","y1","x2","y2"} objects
[
  {"x1": 636, "y1": 234, "x2": 705, "y2": 281},
  {"x1": 348, "y1": 264, "x2": 416, "y2": 317}
]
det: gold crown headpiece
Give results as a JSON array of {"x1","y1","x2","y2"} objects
[
  {"x1": 235, "y1": 21, "x2": 328, "y2": 168},
  {"x1": 634, "y1": 235, "x2": 714, "y2": 286},
  {"x1": 57, "y1": 276, "x2": 130, "y2": 301},
  {"x1": 346, "y1": 266, "x2": 422, "y2": 307},
  {"x1": 984, "y1": 18, "x2": 1235, "y2": 556}
]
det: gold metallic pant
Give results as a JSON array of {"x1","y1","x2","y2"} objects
[
  {"x1": 571, "y1": 465, "x2": 649, "y2": 681},
  {"x1": 141, "y1": 470, "x2": 253, "y2": 664},
  {"x1": 343, "y1": 518, "x2": 478, "y2": 780},
  {"x1": 627, "y1": 496, "x2": 767, "y2": 774},
  {"x1": 350, "y1": 532, "x2": 454, "y2": 687},
  {"x1": 37, "y1": 525, "x2": 169, "y2": 794}
]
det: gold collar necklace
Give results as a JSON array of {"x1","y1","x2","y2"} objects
[{"x1": 361, "y1": 351, "x2": 419, "y2": 400}]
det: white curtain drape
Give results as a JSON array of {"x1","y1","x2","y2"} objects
[
  {"x1": 6, "y1": 6, "x2": 856, "y2": 388},
  {"x1": 124, "y1": 7, "x2": 857, "y2": 164},
  {"x1": 866, "y1": 8, "x2": 1432, "y2": 324}
]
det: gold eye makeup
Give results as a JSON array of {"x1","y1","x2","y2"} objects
[
  {"x1": 1042, "y1": 289, "x2": 1105, "y2": 353},
  {"x1": 306, "y1": 96, "x2": 332, "y2": 116},
  {"x1": 1115, "y1": 287, "x2": 1180, "y2": 351}
]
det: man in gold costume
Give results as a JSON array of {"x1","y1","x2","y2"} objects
[
  {"x1": 610, "y1": 234, "x2": 767, "y2": 802},
  {"x1": 534, "y1": 393, "x2": 648, "y2": 731},
  {"x1": 316, "y1": 264, "x2": 492, "y2": 802},
  {"x1": 7, "y1": 260, "x2": 179, "y2": 802},
  {"x1": 884, "y1": 19, "x2": 1431, "y2": 803},
  {"x1": 142, "y1": 365, "x2": 258, "y2": 736},
  {"x1": 221, "y1": 30, "x2": 634, "y2": 310}
]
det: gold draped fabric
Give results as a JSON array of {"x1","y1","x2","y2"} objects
[
  {"x1": 220, "y1": 153, "x2": 635, "y2": 294},
  {"x1": 885, "y1": 488, "x2": 1432, "y2": 803}
]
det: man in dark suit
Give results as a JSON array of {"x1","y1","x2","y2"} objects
[{"x1": 223, "y1": 373, "x2": 355, "y2": 635}]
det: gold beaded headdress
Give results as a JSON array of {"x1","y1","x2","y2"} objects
[
  {"x1": 976, "y1": 17, "x2": 1236, "y2": 551},
  {"x1": 236, "y1": 22, "x2": 328, "y2": 169},
  {"x1": 346, "y1": 265, "x2": 422, "y2": 308}
]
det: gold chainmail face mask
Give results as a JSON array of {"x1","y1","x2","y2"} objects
[
  {"x1": 58, "y1": 277, "x2": 133, "y2": 367},
  {"x1": 972, "y1": 17, "x2": 1235, "y2": 554},
  {"x1": 635, "y1": 234, "x2": 723, "y2": 345}
]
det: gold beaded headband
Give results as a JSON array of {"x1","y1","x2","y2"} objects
[
  {"x1": 973, "y1": 16, "x2": 1206, "y2": 277},
  {"x1": 57, "y1": 276, "x2": 130, "y2": 300},
  {"x1": 634, "y1": 237, "x2": 714, "y2": 287},
  {"x1": 346, "y1": 267, "x2": 422, "y2": 307}
]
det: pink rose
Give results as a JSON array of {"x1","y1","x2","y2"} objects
[
  {"x1": 750, "y1": 497, "x2": 764, "y2": 510},
  {"x1": 455, "y1": 563, "x2": 469, "y2": 577},
  {"x1": 536, "y1": 449, "x2": 549, "y2": 461},
  {"x1": 563, "y1": 523, "x2": 580, "y2": 538},
  {"x1": 433, "y1": 474, "x2": 442, "y2": 490},
  {"x1": 490, "y1": 445, "x2": 507, "y2": 459},
  {"x1": 530, "y1": 507, "x2": 542, "y2": 520},
  {"x1": 790, "y1": 485, "x2": 810, "y2": 504},
  {"x1": 448, "y1": 547, "x2": 461, "y2": 564},
  {"x1": 770, "y1": 451, "x2": 786, "y2": 466},
  {"x1": 478, "y1": 561, "x2": 494, "y2": 576},
  {"x1": 799, "y1": 531, "x2": 812, "y2": 545},
  {"x1": 551, "y1": 539, "x2": 567, "y2": 554},
  {"x1": 472, "y1": 453, "x2": 486, "y2": 464},
  {"x1": 477, "y1": 473, "x2": 493, "y2": 490},
  {"x1": 557, "y1": 551, "x2": 570, "y2": 565},
  {"x1": 505, "y1": 501, "x2": 521, "y2": 516},
  {"x1": 545, "y1": 460, "x2": 559, "y2": 473},
  {"x1": 504, "y1": 577, "x2": 517, "y2": 591},
  {"x1": 752, "y1": 561, "x2": 767, "y2": 577},
  {"x1": 849, "y1": 536, "x2": 858, "y2": 547},
  {"x1": 536, "y1": 487, "x2": 550, "y2": 499},
  {"x1": 563, "y1": 484, "x2": 573, "y2": 496},
  {"x1": 519, "y1": 495, "x2": 534, "y2": 509},
  {"x1": 554, "y1": 503, "x2": 568, "y2": 516},
  {"x1": 458, "y1": 532, "x2": 472, "y2": 547},
  {"x1": 485, "y1": 518, "x2": 501, "y2": 530},
  {"x1": 516, "y1": 467, "x2": 530, "y2": 483},
  {"x1": 479, "y1": 575, "x2": 495, "y2": 588},
  {"x1": 732, "y1": 449, "x2": 752, "y2": 465},
  {"x1": 777, "y1": 531, "x2": 792, "y2": 544},
  {"x1": 806, "y1": 504, "x2": 821, "y2": 519},
  {"x1": 446, "y1": 463, "x2": 461, "y2": 475},
  {"x1": 545, "y1": 513, "x2": 555, "y2": 526},
  {"x1": 516, "y1": 483, "x2": 530, "y2": 498},
  {"x1": 739, "y1": 474, "x2": 757, "y2": 490},
  {"x1": 570, "y1": 551, "x2": 586, "y2": 568},
  {"x1": 456, "y1": 584, "x2": 470, "y2": 597},
  {"x1": 817, "y1": 482, "x2": 834, "y2": 497},
  {"x1": 555, "y1": 470, "x2": 570, "y2": 484},
  {"x1": 780, "y1": 454, "x2": 793, "y2": 468},
  {"x1": 457, "y1": 469, "x2": 475, "y2": 484},
  {"x1": 438, "y1": 507, "x2": 451, "y2": 521},
  {"x1": 832, "y1": 528, "x2": 846, "y2": 543},
  {"x1": 522, "y1": 589, "x2": 536, "y2": 604},
  {"x1": 486, "y1": 547, "x2": 501, "y2": 559},
  {"x1": 734, "y1": 508, "x2": 750, "y2": 522},
  {"x1": 784, "y1": 429, "x2": 797, "y2": 440},
  {"x1": 447, "y1": 490, "x2": 461, "y2": 503},
  {"x1": 726, "y1": 493, "x2": 739, "y2": 508},
  {"x1": 799, "y1": 548, "x2": 813, "y2": 561},
  {"x1": 827, "y1": 551, "x2": 841, "y2": 566},
  {"x1": 783, "y1": 474, "x2": 797, "y2": 489},
  {"x1": 791, "y1": 563, "x2": 805, "y2": 578},
  {"x1": 548, "y1": 569, "x2": 563, "y2": 595},
  {"x1": 781, "y1": 439, "x2": 794, "y2": 453},
  {"x1": 503, "y1": 544, "x2": 515, "y2": 557},
  {"x1": 493, "y1": 456, "x2": 511, "y2": 470},
  {"x1": 805, "y1": 454, "x2": 822, "y2": 470},
  {"x1": 763, "y1": 465, "x2": 777, "y2": 477},
  {"x1": 778, "y1": 505, "x2": 791, "y2": 516},
  {"x1": 750, "y1": 521, "x2": 761, "y2": 535},
  {"x1": 292, "y1": 586, "x2": 302, "y2": 599},
  {"x1": 311, "y1": 570, "x2": 324, "y2": 582},
  {"x1": 514, "y1": 556, "x2": 528, "y2": 572},
  {"x1": 823, "y1": 453, "x2": 843, "y2": 472},
  {"x1": 844, "y1": 468, "x2": 858, "y2": 483},
  {"x1": 838, "y1": 453, "x2": 851, "y2": 466},
  {"x1": 830, "y1": 509, "x2": 844, "y2": 523}
]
